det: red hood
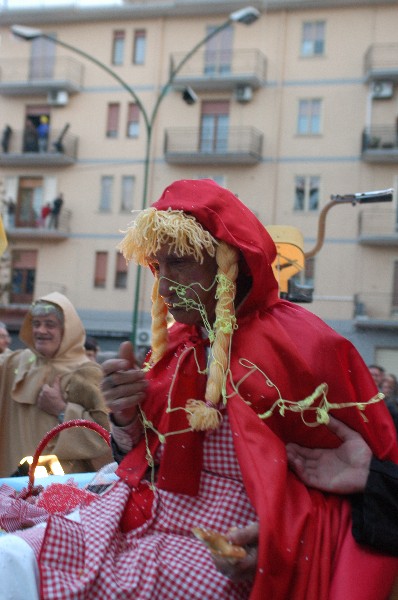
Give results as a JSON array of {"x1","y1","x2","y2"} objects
[{"x1": 152, "y1": 178, "x2": 279, "y2": 316}]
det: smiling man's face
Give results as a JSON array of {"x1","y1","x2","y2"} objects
[{"x1": 32, "y1": 314, "x2": 63, "y2": 358}]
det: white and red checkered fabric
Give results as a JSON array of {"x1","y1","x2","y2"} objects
[
  {"x1": 0, "y1": 484, "x2": 48, "y2": 532},
  {"x1": 37, "y1": 414, "x2": 257, "y2": 599}
]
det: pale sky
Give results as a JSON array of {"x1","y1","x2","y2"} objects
[{"x1": 2, "y1": 0, "x2": 122, "y2": 7}]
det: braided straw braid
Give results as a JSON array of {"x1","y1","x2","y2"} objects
[
  {"x1": 187, "y1": 241, "x2": 239, "y2": 431},
  {"x1": 150, "y1": 277, "x2": 169, "y2": 365}
]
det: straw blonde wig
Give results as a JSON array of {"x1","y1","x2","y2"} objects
[{"x1": 118, "y1": 207, "x2": 239, "y2": 431}]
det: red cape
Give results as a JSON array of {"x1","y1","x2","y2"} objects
[{"x1": 118, "y1": 179, "x2": 398, "y2": 599}]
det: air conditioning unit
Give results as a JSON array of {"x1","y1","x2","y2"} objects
[
  {"x1": 235, "y1": 85, "x2": 253, "y2": 103},
  {"x1": 47, "y1": 90, "x2": 69, "y2": 106},
  {"x1": 371, "y1": 81, "x2": 394, "y2": 99},
  {"x1": 136, "y1": 328, "x2": 151, "y2": 346}
]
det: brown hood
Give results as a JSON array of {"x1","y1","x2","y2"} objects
[{"x1": 19, "y1": 291, "x2": 89, "y2": 366}]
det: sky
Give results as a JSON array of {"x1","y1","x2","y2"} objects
[{"x1": 2, "y1": 0, "x2": 123, "y2": 7}]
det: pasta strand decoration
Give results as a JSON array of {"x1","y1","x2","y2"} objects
[{"x1": 186, "y1": 242, "x2": 239, "y2": 431}]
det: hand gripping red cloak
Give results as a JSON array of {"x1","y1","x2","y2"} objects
[{"x1": 117, "y1": 179, "x2": 398, "y2": 600}]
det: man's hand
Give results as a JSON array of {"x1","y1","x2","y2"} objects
[
  {"x1": 286, "y1": 416, "x2": 372, "y2": 494},
  {"x1": 37, "y1": 374, "x2": 66, "y2": 416},
  {"x1": 212, "y1": 522, "x2": 259, "y2": 582},
  {"x1": 101, "y1": 341, "x2": 148, "y2": 426}
]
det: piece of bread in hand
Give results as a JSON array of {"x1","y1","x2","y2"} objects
[{"x1": 192, "y1": 527, "x2": 247, "y2": 563}]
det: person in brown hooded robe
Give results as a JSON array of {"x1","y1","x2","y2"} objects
[{"x1": 0, "y1": 291, "x2": 112, "y2": 476}]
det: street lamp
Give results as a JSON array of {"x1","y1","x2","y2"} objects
[{"x1": 11, "y1": 6, "x2": 260, "y2": 345}]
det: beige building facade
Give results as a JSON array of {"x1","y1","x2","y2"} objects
[{"x1": 0, "y1": 0, "x2": 397, "y2": 366}]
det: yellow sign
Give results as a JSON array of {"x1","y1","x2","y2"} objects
[{"x1": 267, "y1": 225, "x2": 305, "y2": 293}]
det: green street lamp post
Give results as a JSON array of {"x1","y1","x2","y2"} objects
[{"x1": 11, "y1": 6, "x2": 260, "y2": 345}]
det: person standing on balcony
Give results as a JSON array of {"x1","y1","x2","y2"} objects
[
  {"x1": 48, "y1": 193, "x2": 64, "y2": 229},
  {"x1": 40, "y1": 202, "x2": 52, "y2": 228},
  {"x1": 1, "y1": 125, "x2": 12, "y2": 153},
  {"x1": 23, "y1": 118, "x2": 39, "y2": 153},
  {"x1": 2, "y1": 197, "x2": 16, "y2": 228},
  {"x1": 37, "y1": 115, "x2": 49, "y2": 152}
]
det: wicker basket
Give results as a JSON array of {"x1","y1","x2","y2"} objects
[{"x1": 25, "y1": 418, "x2": 111, "y2": 499}]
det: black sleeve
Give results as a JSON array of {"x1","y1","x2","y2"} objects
[
  {"x1": 351, "y1": 456, "x2": 398, "y2": 555},
  {"x1": 110, "y1": 435, "x2": 128, "y2": 464}
]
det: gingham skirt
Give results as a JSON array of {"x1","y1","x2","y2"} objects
[{"x1": 20, "y1": 415, "x2": 257, "y2": 599}]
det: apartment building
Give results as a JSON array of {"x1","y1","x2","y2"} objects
[{"x1": 0, "y1": 0, "x2": 397, "y2": 366}]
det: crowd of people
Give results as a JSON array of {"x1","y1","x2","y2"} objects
[
  {"x1": 39, "y1": 194, "x2": 64, "y2": 229},
  {"x1": 1, "y1": 194, "x2": 64, "y2": 231},
  {"x1": 368, "y1": 363, "x2": 398, "y2": 432},
  {"x1": 0, "y1": 179, "x2": 396, "y2": 599}
]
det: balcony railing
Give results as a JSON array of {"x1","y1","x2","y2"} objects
[
  {"x1": 361, "y1": 125, "x2": 398, "y2": 162},
  {"x1": 170, "y1": 49, "x2": 267, "y2": 91},
  {"x1": 0, "y1": 128, "x2": 78, "y2": 166},
  {"x1": 164, "y1": 126, "x2": 263, "y2": 164},
  {"x1": 354, "y1": 292, "x2": 398, "y2": 323},
  {"x1": 364, "y1": 44, "x2": 398, "y2": 82},
  {"x1": 3, "y1": 209, "x2": 72, "y2": 241},
  {"x1": 0, "y1": 56, "x2": 84, "y2": 95},
  {"x1": 358, "y1": 206, "x2": 398, "y2": 245}
]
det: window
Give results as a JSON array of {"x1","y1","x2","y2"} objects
[
  {"x1": 204, "y1": 25, "x2": 233, "y2": 75},
  {"x1": 301, "y1": 21, "x2": 325, "y2": 57},
  {"x1": 115, "y1": 252, "x2": 128, "y2": 289},
  {"x1": 106, "y1": 103, "x2": 120, "y2": 138},
  {"x1": 200, "y1": 101, "x2": 229, "y2": 153},
  {"x1": 29, "y1": 36, "x2": 56, "y2": 79},
  {"x1": 133, "y1": 30, "x2": 146, "y2": 65},
  {"x1": 127, "y1": 103, "x2": 139, "y2": 138},
  {"x1": 294, "y1": 176, "x2": 320, "y2": 211},
  {"x1": 10, "y1": 249, "x2": 37, "y2": 304},
  {"x1": 100, "y1": 176, "x2": 113, "y2": 212},
  {"x1": 112, "y1": 30, "x2": 125, "y2": 65},
  {"x1": 120, "y1": 176, "x2": 135, "y2": 212},
  {"x1": 297, "y1": 99, "x2": 321, "y2": 135},
  {"x1": 16, "y1": 176, "x2": 43, "y2": 228},
  {"x1": 94, "y1": 251, "x2": 108, "y2": 288}
]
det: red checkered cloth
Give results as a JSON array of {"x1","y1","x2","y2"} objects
[
  {"x1": 0, "y1": 484, "x2": 48, "y2": 532},
  {"x1": 36, "y1": 415, "x2": 256, "y2": 599}
]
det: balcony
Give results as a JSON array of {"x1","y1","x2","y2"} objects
[
  {"x1": 4, "y1": 210, "x2": 72, "y2": 241},
  {"x1": 0, "y1": 128, "x2": 78, "y2": 166},
  {"x1": 364, "y1": 44, "x2": 398, "y2": 82},
  {"x1": 354, "y1": 292, "x2": 398, "y2": 328},
  {"x1": 170, "y1": 49, "x2": 266, "y2": 91},
  {"x1": 361, "y1": 126, "x2": 398, "y2": 162},
  {"x1": 164, "y1": 126, "x2": 263, "y2": 165},
  {"x1": 0, "y1": 56, "x2": 84, "y2": 96},
  {"x1": 358, "y1": 206, "x2": 398, "y2": 246}
]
